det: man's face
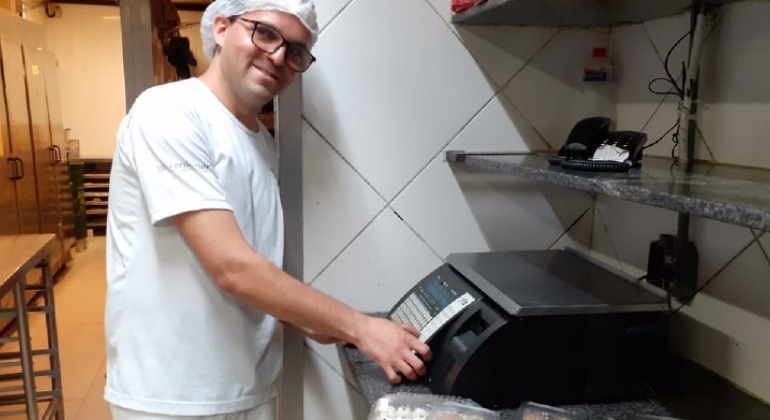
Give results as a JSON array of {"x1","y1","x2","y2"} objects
[{"x1": 215, "y1": 10, "x2": 312, "y2": 106}]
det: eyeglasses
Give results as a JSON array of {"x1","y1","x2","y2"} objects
[{"x1": 231, "y1": 17, "x2": 316, "y2": 73}]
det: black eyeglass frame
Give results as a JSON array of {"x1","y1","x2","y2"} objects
[{"x1": 229, "y1": 16, "x2": 317, "y2": 73}]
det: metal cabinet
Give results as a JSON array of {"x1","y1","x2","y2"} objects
[
  {"x1": 22, "y1": 46, "x2": 69, "y2": 267},
  {"x1": 0, "y1": 36, "x2": 73, "y2": 271},
  {"x1": 1, "y1": 38, "x2": 41, "y2": 235},
  {"x1": 0, "y1": 46, "x2": 19, "y2": 235}
]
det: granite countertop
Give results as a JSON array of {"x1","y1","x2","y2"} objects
[
  {"x1": 451, "y1": 0, "x2": 747, "y2": 28},
  {"x1": 445, "y1": 152, "x2": 770, "y2": 232},
  {"x1": 341, "y1": 344, "x2": 770, "y2": 420}
]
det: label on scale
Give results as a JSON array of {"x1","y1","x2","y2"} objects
[{"x1": 418, "y1": 293, "x2": 475, "y2": 343}]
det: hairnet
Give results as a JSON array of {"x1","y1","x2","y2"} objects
[{"x1": 201, "y1": 0, "x2": 318, "y2": 61}]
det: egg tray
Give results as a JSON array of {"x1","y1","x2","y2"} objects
[{"x1": 368, "y1": 393, "x2": 499, "y2": 420}]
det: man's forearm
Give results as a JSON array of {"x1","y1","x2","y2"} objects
[
  {"x1": 174, "y1": 209, "x2": 371, "y2": 346},
  {"x1": 215, "y1": 249, "x2": 369, "y2": 345},
  {"x1": 175, "y1": 205, "x2": 429, "y2": 384}
]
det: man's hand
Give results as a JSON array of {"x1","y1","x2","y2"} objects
[{"x1": 354, "y1": 317, "x2": 433, "y2": 384}]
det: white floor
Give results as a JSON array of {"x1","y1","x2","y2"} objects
[
  {"x1": 0, "y1": 237, "x2": 110, "y2": 420},
  {"x1": 52, "y1": 237, "x2": 110, "y2": 420}
]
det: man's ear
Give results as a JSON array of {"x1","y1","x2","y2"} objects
[{"x1": 212, "y1": 15, "x2": 231, "y2": 56}]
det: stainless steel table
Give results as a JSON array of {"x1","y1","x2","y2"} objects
[{"x1": 0, "y1": 234, "x2": 64, "y2": 419}]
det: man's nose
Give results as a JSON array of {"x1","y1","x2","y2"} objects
[{"x1": 268, "y1": 44, "x2": 287, "y2": 67}]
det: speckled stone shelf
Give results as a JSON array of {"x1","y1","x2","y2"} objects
[
  {"x1": 342, "y1": 344, "x2": 770, "y2": 420},
  {"x1": 452, "y1": 0, "x2": 746, "y2": 27},
  {"x1": 445, "y1": 152, "x2": 770, "y2": 232}
]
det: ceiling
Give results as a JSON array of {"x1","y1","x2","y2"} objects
[
  {"x1": 170, "y1": 0, "x2": 213, "y2": 11},
  {"x1": 51, "y1": 0, "x2": 214, "y2": 12}
]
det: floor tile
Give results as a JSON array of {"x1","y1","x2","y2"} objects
[{"x1": 72, "y1": 359, "x2": 108, "y2": 420}]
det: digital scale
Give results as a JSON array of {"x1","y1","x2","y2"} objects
[{"x1": 388, "y1": 249, "x2": 670, "y2": 408}]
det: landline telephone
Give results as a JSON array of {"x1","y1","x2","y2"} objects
[{"x1": 548, "y1": 117, "x2": 648, "y2": 173}]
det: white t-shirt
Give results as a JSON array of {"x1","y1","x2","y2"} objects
[{"x1": 105, "y1": 78, "x2": 284, "y2": 416}]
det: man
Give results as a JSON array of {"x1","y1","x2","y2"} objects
[{"x1": 105, "y1": 1, "x2": 432, "y2": 419}]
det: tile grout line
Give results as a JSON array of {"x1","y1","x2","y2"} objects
[
  {"x1": 71, "y1": 357, "x2": 107, "y2": 420},
  {"x1": 317, "y1": 0, "x2": 358, "y2": 37},
  {"x1": 639, "y1": 22, "x2": 683, "y2": 139},
  {"x1": 498, "y1": 29, "x2": 562, "y2": 151},
  {"x1": 750, "y1": 229, "x2": 770, "y2": 267},
  {"x1": 304, "y1": 110, "x2": 466, "y2": 285},
  {"x1": 421, "y1": 0, "x2": 503, "y2": 92},
  {"x1": 640, "y1": 11, "x2": 721, "y2": 163},
  {"x1": 687, "y1": 234, "x2": 758, "y2": 299},
  {"x1": 385, "y1": 28, "x2": 563, "y2": 207},
  {"x1": 304, "y1": 8, "x2": 560, "y2": 286},
  {"x1": 547, "y1": 205, "x2": 593, "y2": 250},
  {"x1": 308, "y1": 204, "x2": 388, "y2": 287},
  {"x1": 694, "y1": 124, "x2": 718, "y2": 162},
  {"x1": 303, "y1": 117, "x2": 390, "y2": 203},
  {"x1": 639, "y1": 92, "x2": 671, "y2": 133},
  {"x1": 639, "y1": 7, "x2": 723, "y2": 161},
  {"x1": 387, "y1": 90, "x2": 500, "y2": 207},
  {"x1": 500, "y1": 29, "x2": 562, "y2": 92},
  {"x1": 305, "y1": 104, "x2": 497, "y2": 284},
  {"x1": 639, "y1": 17, "x2": 686, "y2": 155},
  {"x1": 594, "y1": 203, "x2": 626, "y2": 273},
  {"x1": 388, "y1": 205, "x2": 446, "y2": 263},
  {"x1": 305, "y1": 342, "x2": 363, "y2": 392},
  {"x1": 641, "y1": 8, "x2": 722, "y2": 67},
  {"x1": 302, "y1": 118, "x2": 392, "y2": 286},
  {"x1": 641, "y1": 22, "x2": 669, "y2": 69},
  {"x1": 423, "y1": 0, "x2": 558, "y2": 151},
  {"x1": 499, "y1": 93, "x2": 554, "y2": 151}
]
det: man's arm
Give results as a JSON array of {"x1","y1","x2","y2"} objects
[
  {"x1": 283, "y1": 322, "x2": 341, "y2": 345},
  {"x1": 171, "y1": 209, "x2": 432, "y2": 383}
]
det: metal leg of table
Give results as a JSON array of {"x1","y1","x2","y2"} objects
[
  {"x1": 40, "y1": 261, "x2": 64, "y2": 420},
  {"x1": 13, "y1": 280, "x2": 39, "y2": 420}
]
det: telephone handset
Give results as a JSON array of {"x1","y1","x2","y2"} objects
[
  {"x1": 548, "y1": 117, "x2": 612, "y2": 166},
  {"x1": 562, "y1": 131, "x2": 648, "y2": 172},
  {"x1": 388, "y1": 265, "x2": 480, "y2": 344},
  {"x1": 549, "y1": 117, "x2": 648, "y2": 173}
]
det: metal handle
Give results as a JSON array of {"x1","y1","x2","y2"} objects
[
  {"x1": 15, "y1": 158, "x2": 24, "y2": 180},
  {"x1": 7, "y1": 158, "x2": 18, "y2": 181},
  {"x1": 53, "y1": 145, "x2": 62, "y2": 163}
]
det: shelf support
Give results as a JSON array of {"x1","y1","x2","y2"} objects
[
  {"x1": 678, "y1": 0, "x2": 707, "y2": 167},
  {"x1": 671, "y1": 0, "x2": 710, "y2": 301}
]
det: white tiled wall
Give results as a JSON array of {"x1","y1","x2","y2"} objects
[
  {"x1": 697, "y1": 3, "x2": 770, "y2": 169},
  {"x1": 505, "y1": 28, "x2": 614, "y2": 146},
  {"x1": 302, "y1": 0, "x2": 601, "y2": 417},
  {"x1": 599, "y1": 0, "x2": 770, "y2": 403},
  {"x1": 302, "y1": 0, "x2": 770, "y2": 416}
]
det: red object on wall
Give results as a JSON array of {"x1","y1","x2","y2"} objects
[{"x1": 452, "y1": 0, "x2": 476, "y2": 13}]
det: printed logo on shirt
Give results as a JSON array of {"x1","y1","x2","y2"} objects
[{"x1": 157, "y1": 161, "x2": 212, "y2": 173}]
